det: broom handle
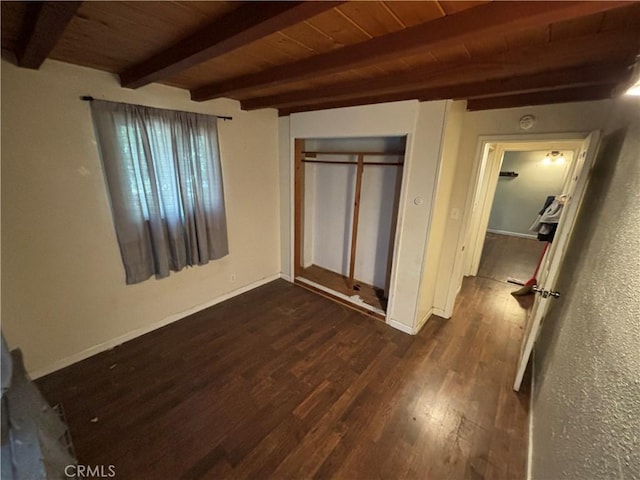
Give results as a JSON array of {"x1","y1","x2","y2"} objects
[{"x1": 532, "y1": 242, "x2": 550, "y2": 280}]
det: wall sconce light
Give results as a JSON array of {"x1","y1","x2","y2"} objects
[{"x1": 543, "y1": 151, "x2": 565, "y2": 165}]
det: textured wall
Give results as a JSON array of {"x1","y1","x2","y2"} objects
[{"x1": 531, "y1": 99, "x2": 640, "y2": 479}]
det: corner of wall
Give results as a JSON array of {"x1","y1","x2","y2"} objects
[
  {"x1": 278, "y1": 116, "x2": 292, "y2": 279},
  {"x1": 424, "y1": 100, "x2": 466, "y2": 315}
]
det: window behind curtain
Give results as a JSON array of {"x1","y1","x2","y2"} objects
[{"x1": 90, "y1": 100, "x2": 229, "y2": 284}]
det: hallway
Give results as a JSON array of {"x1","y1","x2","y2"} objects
[
  {"x1": 478, "y1": 232, "x2": 546, "y2": 284},
  {"x1": 37, "y1": 278, "x2": 530, "y2": 479}
]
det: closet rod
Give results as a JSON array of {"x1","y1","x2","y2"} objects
[
  {"x1": 302, "y1": 150, "x2": 405, "y2": 156},
  {"x1": 302, "y1": 159, "x2": 403, "y2": 166}
]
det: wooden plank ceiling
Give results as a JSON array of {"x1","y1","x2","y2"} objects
[{"x1": 2, "y1": 1, "x2": 639, "y2": 113}]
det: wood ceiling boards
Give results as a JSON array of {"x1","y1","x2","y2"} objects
[{"x1": 1, "y1": 1, "x2": 639, "y2": 112}]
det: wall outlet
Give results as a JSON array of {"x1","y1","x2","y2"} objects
[{"x1": 230, "y1": 274, "x2": 237, "y2": 282}]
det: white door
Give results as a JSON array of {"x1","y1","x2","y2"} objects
[{"x1": 513, "y1": 131, "x2": 601, "y2": 391}]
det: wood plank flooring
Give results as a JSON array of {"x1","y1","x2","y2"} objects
[
  {"x1": 478, "y1": 232, "x2": 546, "y2": 284},
  {"x1": 37, "y1": 277, "x2": 530, "y2": 479},
  {"x1": 299, "y1": 264, "x2": 387, "y2": 312}
]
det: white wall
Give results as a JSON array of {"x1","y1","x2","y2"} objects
[
  {"x1": 416, "y1": 100, "x2": 465, "y2": 323},
  {"x1": 434, "y1": 99, "x2": 618, "y2": 316},
  {"x1": 306, "y1": 161, "x2": 353, "y2": 273},
  {"x1": 1, "y1": 59, "x2": 281, "y2": 376},
  {"x1": 487, "y1": 150, "x2": 572, "y2": 237},
  {"x1": 531, "y1": 96, "x2": 640, "y2": 479},
  {"x1": 284, "y1": 100, "x2": 448, "y2": 332},
  {"x1": 278, "y1": 116, "x2": 291, "y2": 280},
  {"x1": 355, "y1": 163, "x2": 400, "y2": 287}
]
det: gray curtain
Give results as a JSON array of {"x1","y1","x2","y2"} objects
[{"x1": 90, "y1": 100, "x2": 229, "y2": 284}]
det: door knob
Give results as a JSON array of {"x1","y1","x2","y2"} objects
[{"x1": 532, "y1": 286, "x2": 561, "y2": 299}]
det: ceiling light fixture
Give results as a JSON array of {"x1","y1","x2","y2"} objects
[
  {"x1": 624, "y1": 58, "x2": 640, "y2": 96},
  {"x1": 625, "y1": 79, "x2": 640, "y2": 96},
  {"x1": 543, "y1": 151, "x2": 565, "y2": 165}
]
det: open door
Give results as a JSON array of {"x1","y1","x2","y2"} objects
[{"x1": 513, "y1": 131, "x2": 601, "y2": 391}]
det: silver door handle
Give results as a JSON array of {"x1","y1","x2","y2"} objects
[{"x1": 532, "y1": 286, "x2": 561, "y2": 299}]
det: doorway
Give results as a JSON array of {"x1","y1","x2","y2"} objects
[
  {"x1": 458, "y1": 133, "x2": 602, "y2": 391},
  {"x1": 464, "y1": 139, "x2": 583, "y2": 287},
  {"x1": 476, "y1": 147, "x2": 575, "y2": 286}
]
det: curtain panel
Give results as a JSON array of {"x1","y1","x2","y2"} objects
[{"x1": 90, "y1": 100, "x2": 229, "y2": 284}]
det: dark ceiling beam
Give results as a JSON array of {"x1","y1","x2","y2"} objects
[
  {"x1": 465, "y1": 84, "x2": 617, "y2": 111},
  {"x1": 276, "y1": 67, "x2": 629, "y2": 116},
  {"x1": 429, "y1": 63, "x2": 629, "y2": 100},
  {"x1": 192, "y1": 1, "x2": 634, "y2": 101},
  {"x1": 242, "y1": 30, "x2": 639, "y2": 111},
  {"x1": 276, "y1": 96, "x2": 403, "y2": 116},
  {"x1": 120, "y1": 1, "x2": 343, "y2": 89},
  {"x1": 15, "y1": 1, "x2": 81, "y2": 69}
]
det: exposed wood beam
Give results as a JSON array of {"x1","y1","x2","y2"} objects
[
  {"x1": 15, "y1": 1, "x2": 81, "y2": 69},
  {"x1": 465, "y1": 84, "x2": 617, "y2": 111},
  {"x1": 192, "y1": 1, "x2": 633, "y2": 101},
  {"x1": 430, "y1": 64, "x2": 630, "y2": 100},
  {"x1": 120, "y1": 2, "x2": 342, "y2": 89},
  {"x1": 277, "y1": 66, "x2": 630, "y2": 116},
  {"x1": 242, "y1": 30, "x2": 639, "y2": 111}
]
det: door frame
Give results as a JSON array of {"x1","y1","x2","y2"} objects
[
  {"x1": 439, "y1": 132, "x2": 591, "y2": 320},
  {"x1": 291, "y1": 135, "x2": 413, "y2": 323},
  {"x1": 463, "y1": 137, "x2": 584, "y2": 278}
]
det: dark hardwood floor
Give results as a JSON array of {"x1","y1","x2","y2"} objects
[
  {"x1": 478, "y1": 232, "x2": 546, "y2": 284},
  {"x1": 37, "y1": 277, "x2": 529, "y2": 479}
]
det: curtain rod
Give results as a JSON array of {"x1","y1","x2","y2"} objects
[{"x1": 80, "y1": 96, "x2": 233, "y2": 121}]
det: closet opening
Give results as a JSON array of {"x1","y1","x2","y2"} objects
[{"x1": 293, "y1": 136, "x2": 407, "y2": 320}]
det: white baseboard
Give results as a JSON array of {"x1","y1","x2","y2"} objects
[
  {"x1": 487, "y1": 228, "x2": 537, "y2": 240},
  {"x1": 280, "y1": 273, "x2": 292, "y2": 282},
  {"x1": 386, "y1": 318, "x2": 415, "y2": 335},
  {"x1": 29, "y1": 273, "x2": 283, "y2": 379}
]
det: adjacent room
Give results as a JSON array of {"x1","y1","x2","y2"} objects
[
  {"x1": 476, "y1": 148, "x2": 575, "y2": 285},
  {"x1": 1, "y1": 2, "x2": 639, "y2": 479}
]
